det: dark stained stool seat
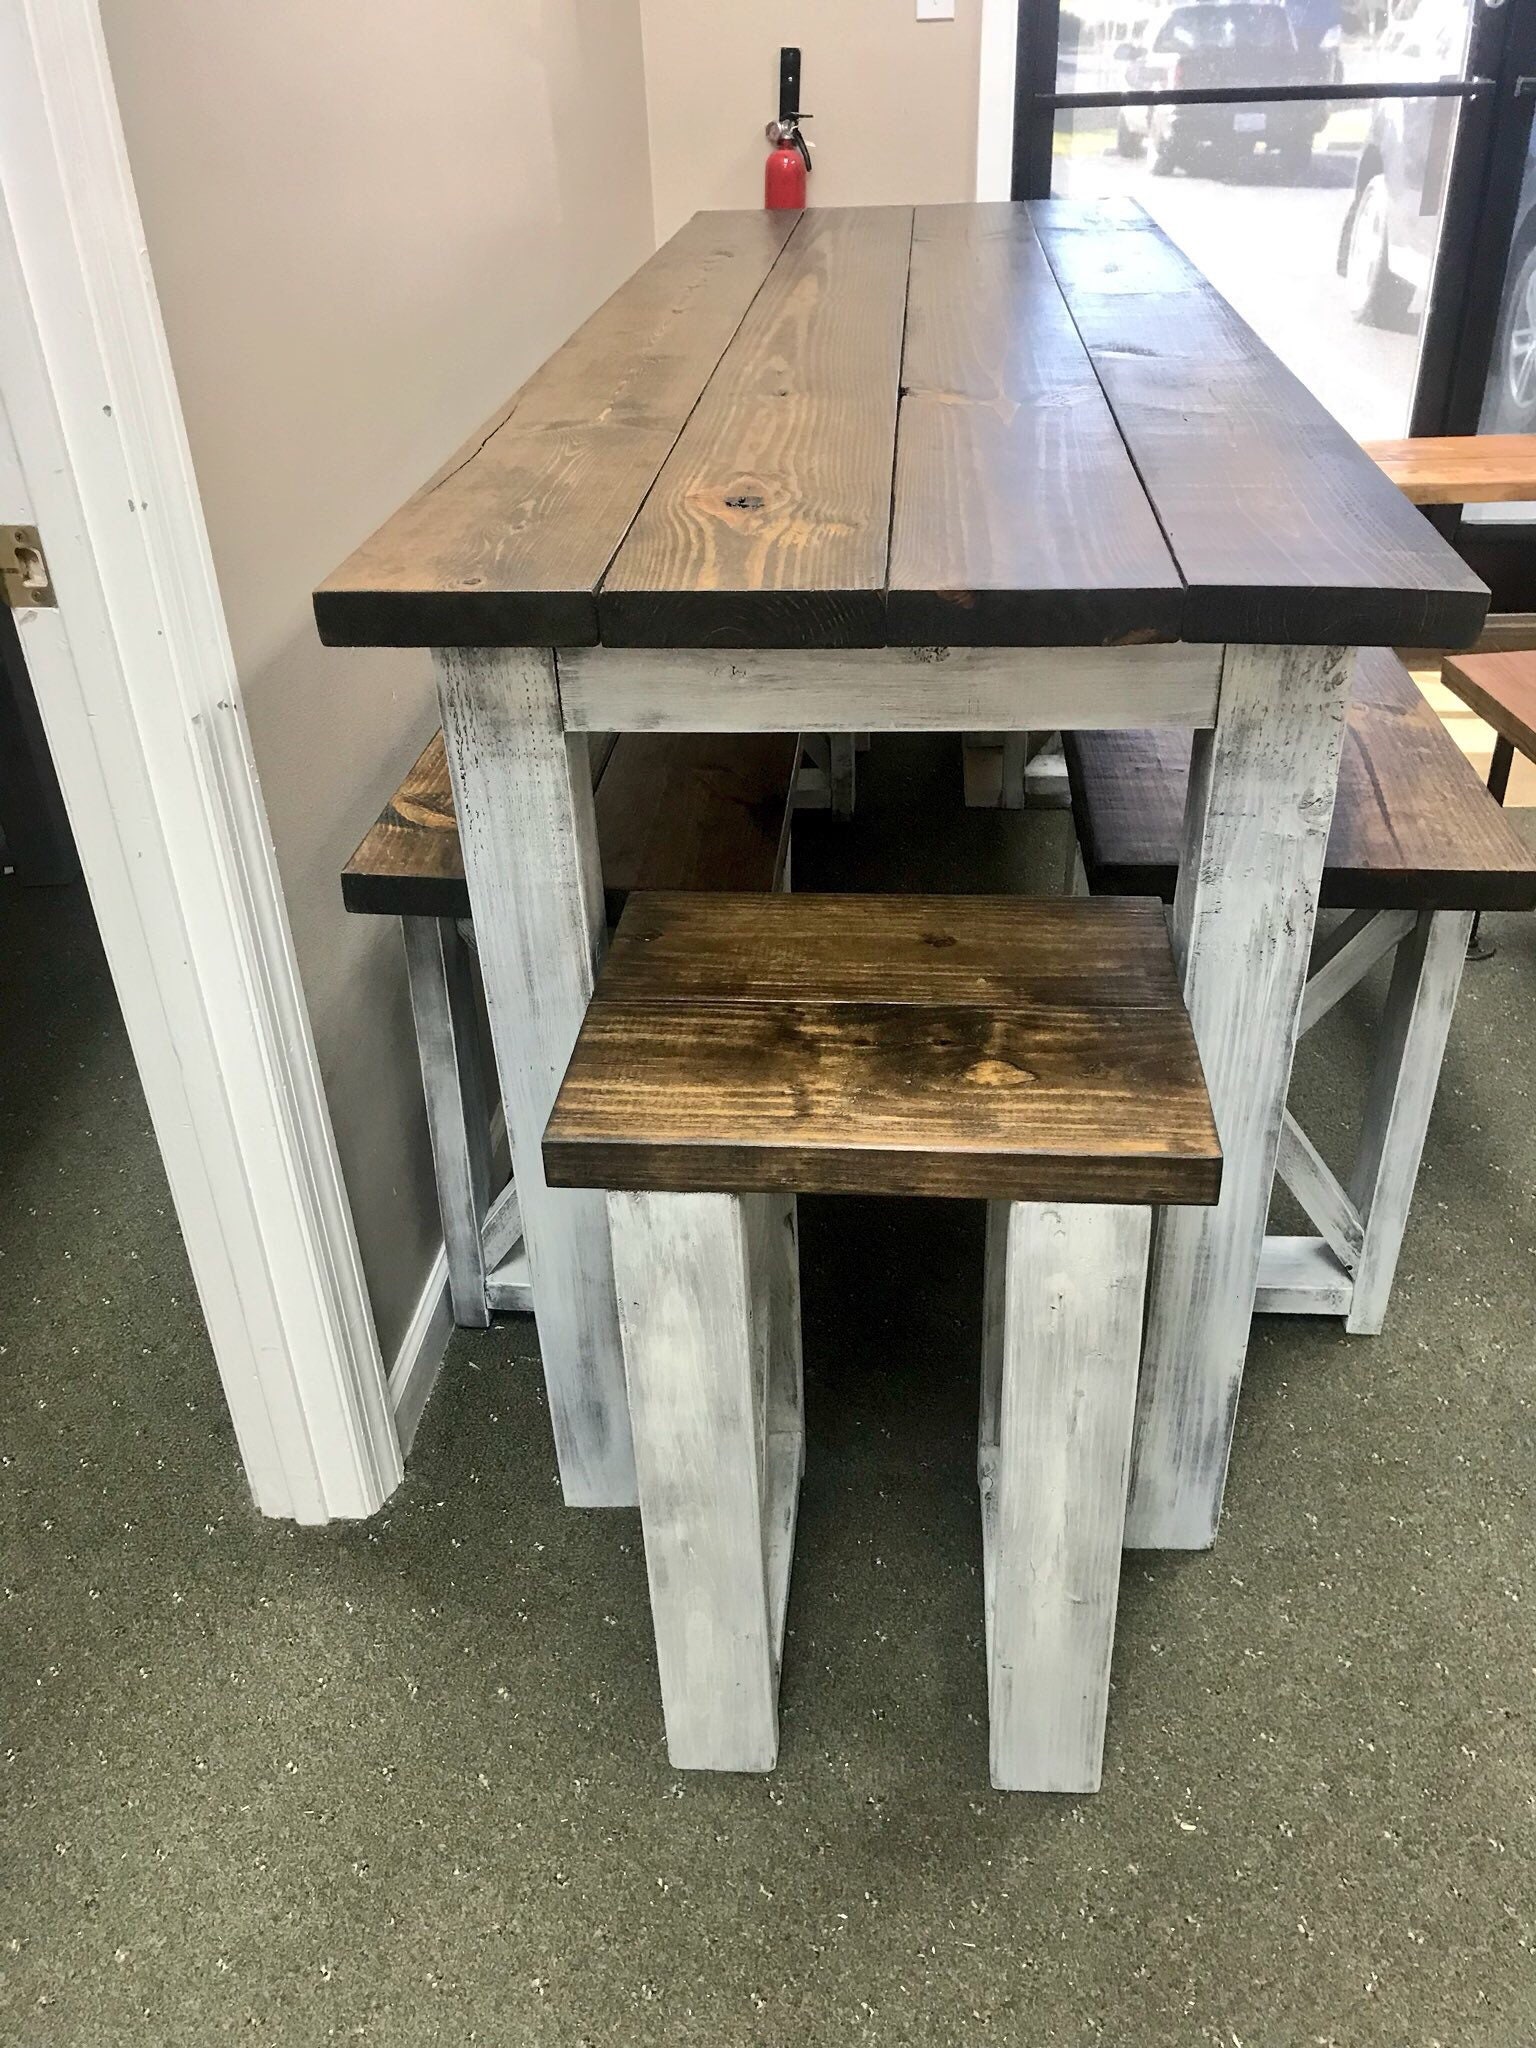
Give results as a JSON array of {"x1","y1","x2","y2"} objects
[
  {"x1": 545, "y1": 892, "x2": 1221, "y2": 1204},
  {"x1": 1063, "y1": 647, "x2": 1536, "y2": 1335},
  {"x1": 543, "y1": 890, "x2": 1220, "y2": 1792}
]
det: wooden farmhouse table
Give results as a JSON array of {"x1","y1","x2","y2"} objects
[{"x1": 316, "y1": 199, "x2": 1487, "y2": 1545}]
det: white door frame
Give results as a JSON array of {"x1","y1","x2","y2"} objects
[
  {"x1": 977, "y1": 0, "x2": 1021, "y2": 199},
  {"x1": 0, "y1": 0, "x2": 401, "y2": 1522}
]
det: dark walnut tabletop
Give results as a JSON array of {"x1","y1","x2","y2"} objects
[{"x1": 314, "y1": 199, "x2": 1487, "y2": 656}]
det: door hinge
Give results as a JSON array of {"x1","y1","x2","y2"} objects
[{"x1": 1, "y1": 524, "x2": 57, "y2": 608}]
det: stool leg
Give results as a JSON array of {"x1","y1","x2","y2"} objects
[
  {"x1": 978, "y1": 1199, "x2": 1009, "y2": 1483},
  {"x1": 608, "y1": 1188, "x2": 803, "y2": 1772},
  {"x1": 982, "y1": 1201, "x2": 1151, "y2": 1793},
  {"x1": 1468, "y1": 736, "x2": 1516, "y2": 959}
]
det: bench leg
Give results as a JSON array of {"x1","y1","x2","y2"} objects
[
  {"x1": 1344, "y1": 908, "x2": 1472, "y2": 1334},
  {"x1": 981, "y1": 1201, "x2": 1150, "y2": 1793},
  {"x1": 1001, "y1": 732, "x2": 1029, "y2": 810},
  {"x1": 609, "y1": 1188, "x2": 803, "y2": 1773},
  {"x1": 960, "y1": 731, "x2": 1031, "y2": 810},
  {"x1": 1128, "y1": 641, "x2": 1353, "y2": 1550},
  {"x1": 402, "y1": 915, "x2": 494, "y2": 1329},
  {"x1": 1469, "y1": 736, "x2": 1516, "y2": 958},
  {"x1": 829, "y1": 733, "x2": 856, "y2": 818},
  {"x1": 435, "y1": 646, "x2": 636, "y2": 1508}
]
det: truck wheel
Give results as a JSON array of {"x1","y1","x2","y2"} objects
[
  {"x1": 1344, "y1": 173, "x2": 1399, "y2": 327},
  {"x1": 1148, "y1": 120, "x2": 1182, "y2": 177},
  {"x1": 1494, "y1": 241, "x2": 1536, "y2": 431}
]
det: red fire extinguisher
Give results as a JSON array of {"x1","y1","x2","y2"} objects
[{"x1": 765, "y1": 45, "x2": 811, "y2": 210}]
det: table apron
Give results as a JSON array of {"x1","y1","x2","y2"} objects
[{"x1": 554, "y1": 644, "x2": 1222, "y2": 735}]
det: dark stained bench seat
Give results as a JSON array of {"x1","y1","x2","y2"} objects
[
  {"x1": 1064, "y1": 648, "x2": 1536, "y2": 914},
  {"x1": 343, "y1": 729, "x2": 799, "y2": 924},
  {"x1": 1063, "y1": 645, "x2": 1536, "y2": 1338}
]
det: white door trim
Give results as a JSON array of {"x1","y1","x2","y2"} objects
[
  {"x1": 976, "y1": 0, "x2": 1020, "y2": 200},
  {"x1": 0, "y1": 0, "x2": 401, "y2": 1522}
]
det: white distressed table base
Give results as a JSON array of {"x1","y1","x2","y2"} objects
[
  {"x1": 417, "y1": 636, "x2": 1358, "y2": 1538},
  {"x1": 981, "y1": 1200, "x2": 1151, "y2": 1793},
  {"x1": 436, "y1": 647, "x2": 635, "y2": 1507},
  {"x1": 609, "y1": 1188, "x2": 804, "y2": 1773},
  {"x1": 1128, "y1": 643, "x2": 1354, "y2": 1551}
]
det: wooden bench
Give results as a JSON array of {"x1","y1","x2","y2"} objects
[
  {"x1": 1442, "y1": 647, "x2": 1536, "y2": 823},
  {"x1": 1064, "y1": 647, "x2": 1536, "y2": 1333},
  {"x1": 1363, "y1": 434, "x2": 1536, "y2": 507},
  {"x1": 343, "y1": 729, "x2": 800, "y2": 1329},
  {"x1": 544, "y1": 890, "x2": 1220, "y2": 1787},
  {"x1": 1441, "y1": 651, "x2": 1536, "y2": 953}
]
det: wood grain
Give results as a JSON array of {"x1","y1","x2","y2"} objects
[
  {"x1": 1064, "y1": 647, "x2": 1536, "y2": 913},
  {"x1": 889, "y1": 203, "x2": 1181, "y2": 647},
  {"x1": 1031, "y1": 200, "x2": 1489, "y2": 650},
  {"x1": 1365, "y1": 434, "x2": 1536, "y2": 506},
  {"x1": 317, "y1": 201, "x2": 1484, "y2": 652},
  {"x1": 599, "y1": 889, "x2": 1206, "y2": 1010},
  {"x1": 598, "y1": 208, "x2": 914, "y2": 647},
  {"x1": 544, "y1": 892, "x2": 1222, "y2": 1205},
  {"x1": 315, "y1": 210, "x2": 801, "y2": 647},
  {"x1": 342, "y1": 729, "x2": 798, "y2": 922},
  {"x1": 1441, "y1": 649, "x2": 1536, "y2": 760},
  {"x1": 594, "y1": 733, "x2": 799, "y2": 912},
  {"x1": 341, "y1": 732, "x2": 466, "y2": 919}
]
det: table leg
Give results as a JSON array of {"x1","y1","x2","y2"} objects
[
  {"x1": 435, "y1": 646, "x2": 636, "y2": 1507},
  {"x1": 1126, "y1": 642, "x2": 1354, "y2": 1550}
]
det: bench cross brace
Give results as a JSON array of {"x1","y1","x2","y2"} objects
[{"x1": 1258, "y1": 905, "x2": 1472, "y2": 1331}]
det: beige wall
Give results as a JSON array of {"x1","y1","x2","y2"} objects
[
  {"x1": 640, "y1": 1, "x2": 983, "y2": 241},
  {"x1": 99, "y1": 1, "x2": 656, "y2": 1358}
]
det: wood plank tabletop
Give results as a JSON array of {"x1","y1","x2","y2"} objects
[{"x1": 316, "y1": 201, "x2": 1487, "y2": 654}]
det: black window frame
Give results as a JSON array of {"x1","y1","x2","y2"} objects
[{"x1": 1011, "y1": 0, "x2": 1536, "y2": 607}]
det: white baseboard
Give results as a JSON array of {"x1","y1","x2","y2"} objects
[{"x1": 387, "y1": 1245, "x2": 454, "y2": 1458}]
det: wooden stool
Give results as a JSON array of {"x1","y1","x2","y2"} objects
[{"x1": 544, "y1": 892, "x2": 1221, "y2": 1789}]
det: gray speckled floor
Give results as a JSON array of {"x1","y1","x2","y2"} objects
[{"x1": 3, "y1": 739, "x2": 1533, "y2": 2047}]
